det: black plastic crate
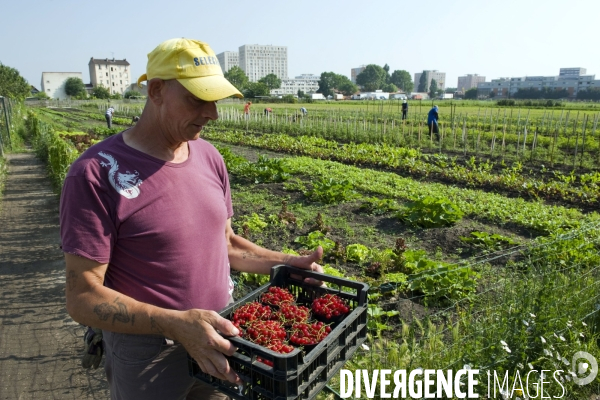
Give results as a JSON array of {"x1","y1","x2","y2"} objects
[{"x1": 188, "y1": 264, "x2": 369, "y2": 400}]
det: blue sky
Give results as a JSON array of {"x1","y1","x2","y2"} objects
[{"x1": 1, "y1": 0, "x2": 598, "y2": 89}]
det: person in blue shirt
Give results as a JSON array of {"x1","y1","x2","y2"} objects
[{"x1": 427, "y1": 105, "x2": 440, "y2": 140}]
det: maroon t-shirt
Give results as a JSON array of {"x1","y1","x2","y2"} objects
[{"x1": 60, "y1": 132, "x2": 234, "y2": 312}]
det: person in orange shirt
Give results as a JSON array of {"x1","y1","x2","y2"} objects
[{"x1": 243, "y1": 101, "x2": 252, "y2": 120}]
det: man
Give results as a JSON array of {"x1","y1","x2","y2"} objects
[
  {"x1": 243, "y1": 101, "x2": 252, "y2": 120},
  {"x1": 300, "y1": 107, "x2": 308, "y2": 116},
  {"x1": 401, "y1": 100, "x2": 408, "y2": 120},
  {"x1": 105, "y1": 106, "x2": 115, "y2": 128},
  {"x1": 427, "y1": 105, "x2": 440, "y2": 140},
  {"x1": 59, "y1": 38, "x2": 323, "y2": 400},
  {"x1": 264, "y1": 107, "x2": 272, "y2": 116}
]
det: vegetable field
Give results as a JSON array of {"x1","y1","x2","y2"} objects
[{"x1": 20, "y1": 102, "x2": 600, "y2": 398}]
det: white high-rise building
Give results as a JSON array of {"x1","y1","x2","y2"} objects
[
  {"x1": 88, "y1": 57, "x2": 131, "y2": 95},
  {"x1": 238, "y1": 44, "x2": 288, "y2": 82},
  {"x1": 216, "y1": 51, "x2": 239, "y2": 73}
]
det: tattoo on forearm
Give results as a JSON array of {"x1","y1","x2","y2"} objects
[
  {"x1": 241, "y1": 251, "x2": 263, "y2": 260},
  {"x1": 66, "y1": 270, "x2": 78, "y2": 292},
  {"x1": 93, "y1": 297, "x2": 135, "y2": 325},
  {"x1": 150, "y1": 317, "x2": 165, "y2": 335}
]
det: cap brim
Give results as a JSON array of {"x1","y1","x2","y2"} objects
[{"x1": 178, "y1": 75, "x2": 243, "y2": 101}]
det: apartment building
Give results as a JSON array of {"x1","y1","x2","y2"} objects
[
  {"x1": 216, "y1": 51, "x2": 239, "y2": 74},
  {"x1": 414, "y1": 70, "x2": 446, "y2": 91},
  {"x1": 270, "y1": 74, "x2": 319, "y2": 96},
  {"x1": 40, "y1": 72, "x2": 84, "y2": 100},
  {"x1": 477, "y1": 68, "x2": 599, "y2": 99},
  {"x1": 88, "y1": 58, "x2": 131, "y2": 95},
  {"x1": 457, "y1": 74, "x2": 485, "y2": 92},
  {"x1": 351, "y1": 66, "x2": 366, "y2": 83},
  {"x1": 238, "y1": 44, "x2": 288, "y2": 82}
]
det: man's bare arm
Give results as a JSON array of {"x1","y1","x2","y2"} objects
[{"x1": 64, "y1": 253, "x2": 241, "y2": 383}]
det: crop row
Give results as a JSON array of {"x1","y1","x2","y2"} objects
[{"x1": 202, "y1": 129, "x2": 600, "y2": 208}]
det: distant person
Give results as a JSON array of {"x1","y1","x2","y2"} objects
[
  {"x1": 105, "y1": 106, "x2": 115, "y2": 129},
  {"x1": 244, "y1": 101, "x2": 252, "y2": 120},
  {"x1": 401, "y1": 100, "x2": 408, "y2": 120},
  {"x1": 130, "y1": 116, "x2": 140, "y2": 126},
  {"x1": 427, "y1": 105, "x2": 440, "y2": 140},
  {"x1": 264, "y1": 107, "x2": 272, "y2": 116},
  {"x1": 300, "y1": 107, "x2": 308, "y2": 116}
]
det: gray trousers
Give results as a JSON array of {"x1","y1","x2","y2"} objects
[{"x1": 103, "y1": 330, "x2": 230, "y2": 400}]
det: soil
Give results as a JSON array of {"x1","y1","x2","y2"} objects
[{"x1": 0, "y1": 151, "x2": 109, "y2": 399}]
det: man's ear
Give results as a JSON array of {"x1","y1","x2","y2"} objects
[{"x1": 147, "y1": 78, "x2": 166, "y2": 105}]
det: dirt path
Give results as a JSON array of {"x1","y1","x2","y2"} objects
[{"x1": 0, "y1": 151, "x2": 108, "y2": 400}]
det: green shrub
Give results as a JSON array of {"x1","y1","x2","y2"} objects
[{"x1": 304, "y1": 177, "x2": 357, "y2": 204}]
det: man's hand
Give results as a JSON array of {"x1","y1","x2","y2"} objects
[
  {"x1": 170, "y1": 309, "x2": 241, "y2": 384},
  {"x1": 286, "y1": 246, "x2": 324, "y2": 286}
]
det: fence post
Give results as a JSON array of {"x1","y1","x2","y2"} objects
[{"x1": 1, "y1": 97, "x2": 12, "y2": 151}]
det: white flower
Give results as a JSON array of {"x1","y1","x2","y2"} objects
[
  {"x1": 559, "y1": 335, "x2": 566, "y2": 341},
  {"x1": 500, "y1": 340, "x2": 508, "y2": 346},
  {"x1": 361, "y1": 343, "x2": 370, "y2": 351},
  {"x1": 530, "y1": 313, "x2": 536, "y2": 318},
  {"x1": 523, "y1": 320, "x2": 529, "y2": 326},
  {"x1": 580, "y1": 332, "x2": 585, "y2": 338},
  {"x1": 544, "y1": 349, "x2": 552, "y2": 357},
  {"x1": 582, "y1": 321, "x2": 588, "y2": 327},
  {"x1": 528, "y1": 363, "x2": 534, "y2": 370},
  {"x1": 463, "y1": 364, "x2": 472, "y2": 370},
  {"x1": 517, "y1": 363, "x2": 524, "y2": 369},
  {"x1": 579, "y1": 363, "x2": 589, "y2": 374},
  {"x1": 561, "y1": 357, "x2": 569, "y2": 366},
  {"x1": 540, "y1": 336, "x2": 546, "y2": 344},
  {"x1": 569, "y1": 371, "x2": 577, "y2": 378},
  {"x1": 503, "y1": 345, "x2": 512, "y2": 353},
  {"x1": 567, "y1": 321, "x2": 573, "y2": 328}
]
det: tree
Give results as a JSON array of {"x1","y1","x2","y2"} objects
[
  {"x1": 34, "y1": 91, "x2": 50, "y2": 100},
  {"x1": 124, "y1": 90, "x2": 142, "y2": 99},
  {"x1": 224, "y1": 66, "x2": 249, "y2": 92},
  {"x1": 390, "y1": 70, "x2": 413, "y2": 93},
  {"x1": 243, "y1": 82, "x2": 269, "y2": 98},
  {"x1": 0, "y1": 63, "x2": 31, "y2": 100},
  {"x1": 417, "y1": 72, "x2": 428, "y2": 92},
  {"x1": 92, "y1": 85, "x2": 111, "y2": 99},
  {"x1": 383, "y1": 63, "x2": 391, "y2": 83},
  {"x1": 429, "y1": 79, "x2": 439, "y2": 99},
  {"x1": 110, "y1": 93, "x2": 123, "y2": 100},
  {"x1": 258, "y1": 73, "x2": 282, "y2": 91},
  {"x1": 317, "y1": 72, "x2": 339, "y2": 97},
  {"x1": 382, "y1": 83, "x2": 398, "y2": 93},
  {"x1": 338, "y1": 80, "x2": 358, "y2": 96},
  {"x1": 297, "y1": 89, "x2": 305, "y2": 98},
  {"x1": 445, "y1": 87, "x2": 457, "y2": 93},
  {"x1": 65, "y1": 77, "x2": 87, "y2": 98},
  {"x1": 464, "y1": 88, "x2": 478, "y2": 100},
  {"x1": 356, "y1": 64, "x2": 387, "y2": 92}
]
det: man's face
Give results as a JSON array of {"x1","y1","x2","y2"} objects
[{"x1": 158, "y1": 80, "x2": 218, "y2": 142}]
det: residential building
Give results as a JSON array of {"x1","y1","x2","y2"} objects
[
  {"x1": 238, "y1": 44, "x2": 288, "y2": 82},
  {"x1": 270, "y1": 74, "x2": 319, "y2": 96},
  {"x1": 216, "y1": 51, "x2": 239, "y2": 74},
  {"x1": 457, "y1": 74, "x2": 485, "y2": 92},
  {"x1": 351, "y1": 65, "x2": 366, "y2": 83},
  {"x1": 413, "y1": 70, "x2": 446, "y2": 91},
  {"x1": 477, "y1": 68, "x2": 599, "y2": 99},
  {"x1": 40, "y1": 72, "x2": 84, "y2": 100},
  {"x1": 88, "y1": 57, "x2": 131, "y2": 95}
]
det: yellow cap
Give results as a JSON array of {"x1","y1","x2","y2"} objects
[{"x1": 137, "y1": 38, "x2": 243, "y2": 101}]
